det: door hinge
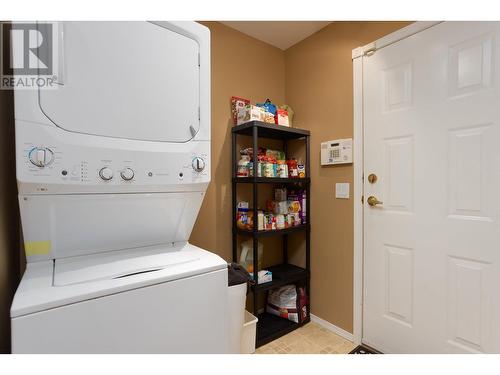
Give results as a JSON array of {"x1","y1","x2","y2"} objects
[
  {"x1": 364, "y1": 48, "x2": 376, "y2": 57},
  {"x1": 198, "y1": 106, "x2": 200, "y2": 121},
  {"x1": 198, "y1": 53, "x2": 200, "y2": 67},
  {"x1": 361, "y1": 195, "x2": 364, "y2": 204}
]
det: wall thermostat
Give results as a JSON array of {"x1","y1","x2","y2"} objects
[{"x1": 321, "y1": 138, "x2": 353, "y2": 165}]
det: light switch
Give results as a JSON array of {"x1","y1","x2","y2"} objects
[{"x1": 335, "y1": 183, "x2": 350, "y2": 199}]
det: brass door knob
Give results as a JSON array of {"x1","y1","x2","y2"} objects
[{"x1": 367, "y1": 196, "x2": 383, "y2": 207}]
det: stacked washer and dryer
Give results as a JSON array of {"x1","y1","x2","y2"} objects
[{"x1": 11, "y1": 21, "x2": 230, "y2": 353}]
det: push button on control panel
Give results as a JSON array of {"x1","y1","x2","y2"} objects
[
  {"x1": 29, "y1": 147, "x2": 54, "y2": 168},
  {"x1": 99, "y1": 167, "x2": 113, "y2": 181},
  {"x1": 120, "y1": 168, "x2": 134, "y2": 181}
]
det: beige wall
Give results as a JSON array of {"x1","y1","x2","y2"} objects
[
  {"x1": 0, "y1": 24, "x2": 20, "y2": 353},
  {"x1": 284, "y1": 21, "x2": 411, "y2": 332},
  {"x1": 190, "y1": 22, "x2": 286, "y2": 261}
]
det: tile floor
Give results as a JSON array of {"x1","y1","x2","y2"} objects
[{"x1": 255, "y1": 322, "x2": 357, "y2": 354}]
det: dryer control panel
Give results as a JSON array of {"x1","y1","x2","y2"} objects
[{"x1": 17, "y1": 121, "x2": 210, "y2": 195}]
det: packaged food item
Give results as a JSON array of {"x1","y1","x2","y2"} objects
[
  {"x1": 263, "y1": 158, "x2": 275, "y2": 177},
  {"x1": 266, "y1": 149, "x2": 285, "y2": 161},
  {"x1": 276, "y1": 214, "x2": 285, "y2": 229},
  {"x1": 267, "y1": 200, "x2": 288, "y2": 215},
  {"x1": 279, "y1": 104, "x2": 294, "y2": 126},
  {"x1": 237, "y1": 201, "x2": 249, "y2": 210},
  {"x1": 274, "y1": 188, "x2": 287, "y2": 202},
  {"x1": 266, "y1": 285, "x2": 308, "y2": 323},
  {"x1": 287, "y1": 200, "x2": 301, "y2": 213},
  {"x1": 257, "y1": 157, "x2": 263, "y2": 177},
  {"x1": 274, "y1": 108, "x2": 289, "y2": 127},
  {"x1": 298, "y1": 190, "x2": 307, "y2": 224},
  {"x1": 246, "y1": 211, "x2": 254, "y2": 230},
  {"x1": 297, "y1": 164, "x2": 306, "y2": 178},
  {"x1": 242, "y1": 148, "x2": 285, "y2": 162},
  {"x1": 289, "y1": 212, "x2": 301, "y2": 226},
  {"x1": 289, "y1": 190, "x2": 307, "y2": 224},
  {"x1": 257, "y1": 211, "x2": 264, "y2": 231},
  {"x1": 277, "y1": 160, "x2": 288, "y2": 178},
  {"x1": 236, "y1": 207, "x2": 249, "y2": 229},
  {"x1": 237, "y1": 155, "x2": 251, "y2": 177},
  {"x1": 240, "y1": 240, "x2": 263, "y2": 273},
  {"x1": 285, "y1": 213, "x2": 293, "y2": 227},
  {"x1": 250, "y1": 270, "x2": 273, "y2": 284},
  {"x1": 287, "y1": 159, "x2": 298, "y2": 178},
  {"x1": 237, "y1": 104, "x2": 266, "y2": 125},
  {"x1": 263, "y1": 112, "x2": 275, "y2": 124},
  {"x1": 264, "y1": 214, "x2": 276, "y2": 231},
  {"x1": 231, "y1": 96, "x2": 250, "y2": 125},
  {"x1": 256, "y1": 99, "x2": 277, "y2": 116}
]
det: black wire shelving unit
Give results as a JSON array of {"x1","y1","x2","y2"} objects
[{"x1": 231, "y1": 120, "x2": 311, "y2": 348}]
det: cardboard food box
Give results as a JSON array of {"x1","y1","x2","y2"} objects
[
  {"x1": 237, "y1": 104, "x2": 266, "y2": 125},
  {"x1": 275, "y1": 109, "x2": 289, "y2": 126},
  {"x1": 231, "y1": 96, "x2": 250, "y2": 125},
  {"x1": 263, "y1": 111, "x2": 275, "y2": 124}
]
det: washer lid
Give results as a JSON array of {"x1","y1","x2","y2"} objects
[
  {"x1": 39, "y1": 22, "x2": 200, "y2": 142},
  {"x1": 11, "y1": 243, "x2": 227, "y2": 318},
  {"x1": 53, "y1": 245, "x2": 200, "y2": 286}
]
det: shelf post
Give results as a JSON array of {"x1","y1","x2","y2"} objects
[
  {"x1": 305, "y1": 134, "x2": 311, "y2": 320},
  {"x1": 252, "y1": 125, "x2": 259, "y2": 317},
  {"x1": 232, "y1": 131, "x2": 237, "y2": 262}
]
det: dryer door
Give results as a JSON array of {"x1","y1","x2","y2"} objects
[{"x1": 39, "y1": 22, "x2": 200, "y2": 143}]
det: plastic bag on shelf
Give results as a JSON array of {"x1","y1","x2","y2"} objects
[{"x1": 266, "y1": 284, "x2": 308, "y2": 323}]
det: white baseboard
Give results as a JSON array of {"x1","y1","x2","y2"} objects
[{"x1": 310, "y1": 314, "x2": 354, "y2": 342}]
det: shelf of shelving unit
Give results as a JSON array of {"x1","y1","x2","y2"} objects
[
  {"x1": 251, "y1": 263, "x2": 309, "y2": 292},
  {"x1": 235, "y1": 224, "x2": 309, "y2": 238},
  {"x1": 233, "y1": 177, "x2": 310, "y2": 184},
  {"x1": 257, "y1": 313, "x2": 311, "y2": 347},
  {"x1": 232, "y1": 121, "x2": 309, "y2": 140},
  {"x1": 231, "y1": 120, "x2": 311, "y2": 348}
]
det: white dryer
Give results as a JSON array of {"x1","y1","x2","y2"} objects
[{"x1": 11, "y1": 21, "x2": 229, "y2": 353}]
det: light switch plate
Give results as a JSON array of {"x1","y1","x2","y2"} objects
[{"x1": 335, "y1": 183, "x2": 350, "y2": 199}]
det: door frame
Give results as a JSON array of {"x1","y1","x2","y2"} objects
[{"x1": 351, "y1": 21, "x2": 443, "y2": 345}]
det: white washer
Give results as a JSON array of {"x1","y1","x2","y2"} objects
[{"x1": 11, "y1": 21, "x2": 229, "y2": 353}]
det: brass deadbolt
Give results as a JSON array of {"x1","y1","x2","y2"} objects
[{"x1": 367, "y1": 173, "x2": 378, "y2": 184}]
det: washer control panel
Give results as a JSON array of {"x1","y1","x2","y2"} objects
[{"x1": 17, "y1": 123, "x2": 210, "y2": 194}]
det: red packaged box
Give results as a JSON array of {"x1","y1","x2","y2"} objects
[{"x1": 275, "y1": 108, "x2": 289, "y2": 127}]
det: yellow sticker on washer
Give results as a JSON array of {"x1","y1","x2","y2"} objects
[{"x1": 25, "y1": 241, "x2": 51, "y2": 256}]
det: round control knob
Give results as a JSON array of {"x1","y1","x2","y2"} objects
[
  {"x1": 192, "y1": 157, "x2": 205, "y2": 172},
  {"x1": 29, "y1": 147, "x2": 54, "y2": 168},
  {"x1": 120, "y1": 168, "x2": 134, "y2": 181},
  {"x1": 99, "y1": 167, "x2": 113, "y2": 181}
]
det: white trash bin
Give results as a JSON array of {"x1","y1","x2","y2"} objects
[
  {"x1": 241, "y1": 310, "x2": 258, "y2": 354},
  {"x1": 227, "y1": 282, "x2": 247, "y2": 353}
]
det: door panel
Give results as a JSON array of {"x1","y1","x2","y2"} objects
[
  {"x1": 363, "y1": 21, "x2": 500, "y2": 353},
  {"x1": 39, "y1": 22, "x2": 200, "y2": 142}
]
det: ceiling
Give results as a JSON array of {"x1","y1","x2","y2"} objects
[{"x1": 220, "y1": 21, "x2": 331, "y2": 50}]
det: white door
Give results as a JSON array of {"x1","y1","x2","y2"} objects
[{"x1": 363, "y1": 22, "x2": 500, "y2": 353}]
